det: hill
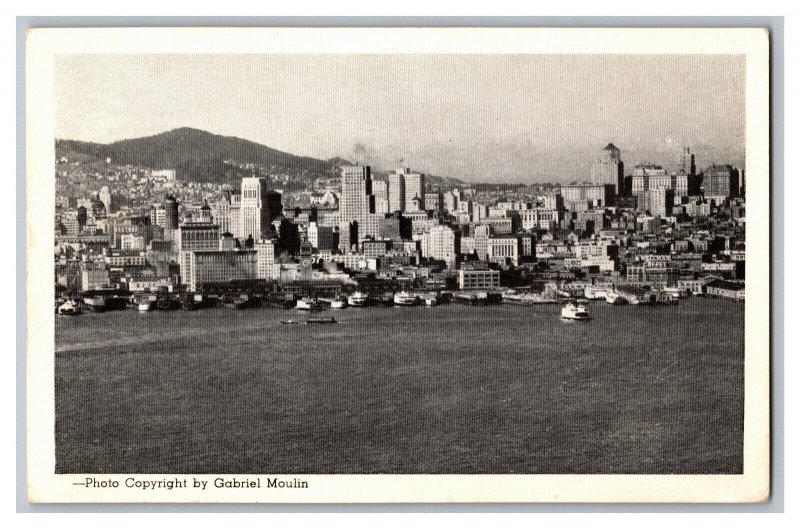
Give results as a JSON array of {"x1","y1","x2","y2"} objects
[
  {"x1": 56, "y1": 128, "x2": 466, "y2": 187},
  {"x1": 56, "y1": 128, "x2": 341, "y2": 184}
]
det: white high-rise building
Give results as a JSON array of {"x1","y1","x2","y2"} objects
[
  {"x1": 591, "y1": 143, "x2": 625, "y2": 196},
  {"x1": 425, "y1": 224, "x2": 457, "y2": 266},
  {"x1": 339, "y1": 165, "x2": 375, "y2": 251},
  {"x1": 404, "y1": 170, "x2": 426, "y2": 212},
  {"x1": 388, "y1": 171, "x2": 406, "y2": 213},
  {"x1": 255, "y1": 239, "x2": 277, "y2": 279},
  {"x1": 372, "y1": 179, "x2": 390, "y2": 215},
  {"x1": 240, "y1": 177, "x2": 282, "y2": 240}
]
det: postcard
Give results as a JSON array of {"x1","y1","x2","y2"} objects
[{"x1": 25, "y1": 27, "x2": 770, "y2": 503}]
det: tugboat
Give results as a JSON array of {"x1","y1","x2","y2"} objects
[
  {"x1": 393, "y1": 291, "x2": 418, "y2": 306},
  {"x1": 57, "y1": 299, "x2": 81, "y2": 316},
  {"x1": 560, "y1": 301, "x2": 591, "y2": 320},
  {"x1": 347, "y1": 291, "x2": 369, "y2": 307},
  {"x1": 223, "y1": 295, "x2": 257, "y2": 310},
  {"x1": 330, "y1": 298, "x2": 347, "y2": 309},
  {"x1": 296, "y1": 297, "x2": 322, "y2": 311},
  {"x1": 280, "y1": 319, "x2": 301, "y2": 325},
  {"x1": 136, "y1": 296, "x2": 155, "y2": 312}
]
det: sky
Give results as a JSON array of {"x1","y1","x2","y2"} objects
[{"x1": 56, "y1": 54, "x2": 745, "y2": 183}]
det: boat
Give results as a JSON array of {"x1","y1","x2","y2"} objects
[
  {"x1": 280, "y1": 319, "x2": 300, "y2": 325},
  {"x1": 605, "y1": 290, "x2": 627, "y2": 305},
  {"x1": 662, "y1": 287, "x2": 688, "y2": 299},
  {"x1": 222, "y1": 296, "x2": 257, "y2": 310},
  {"x1": 330, "y1": 298, "x2": 347, "y2": 309},
  {"x1": 347, "y1": 291, "x2": 369, "y2": 307},
  {"x1": 296, "y1": 297, "x2": 322, "y2": 311},
  {"x1": 561, "y1": 301, "x2": 591, "y2": 320},
  {"x1": 306, "y1": 316, "x2": 337, "y2": 324},
  {"x1": 393, "y1": 291, "x2": 419, "y2": 306},
  {"x1": 136, "y1": 297, "x2": 155, "y2": 312},
  {"x1": 82, "y1": 296, "x2": 106, "y2": 312},
  {"x1": 155, "y1": 297, "x2": 180, "y2": 310},
  {"x1": 424, "y1": 297, "x2": 438, "y2": 307},
  {"x1": 453, "y1": 291, "x2": 489, "y2": 306},
  {"x1": 57, "y1": 299, "x2": 81, "y2": 316}
]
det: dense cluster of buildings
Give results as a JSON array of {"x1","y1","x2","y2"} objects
[{"x1": 54, "y1": 143, "x2": 746, "y2": 302}]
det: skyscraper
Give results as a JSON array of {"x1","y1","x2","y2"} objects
[
  {"x1": 339, "y1": 165, "x2": 375, "y2": 251},
  {"x1": 591, "y1": 143, "x2": 625, "y2": 196},
  {"x1": 388, "y1": 171, "x2": 406, "y2": 213},
  {"x1": 99, "y1": 186, "x2": 114, "y2": 214},
  {"x1": 240, "y1": 176, "x2": 283, "y2": 239},
  {"x1": 163, "y1": 194, "x2": 179, "y2": 230},
  {"x1": 404, "y1": 170, "x2": 426, "y2": 212}
]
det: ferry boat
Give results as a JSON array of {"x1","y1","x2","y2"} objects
[
  {"x1": 83, "y1": 296, "x2": 106, "y2": 312},
  {"x1": 393, "y1": 291, "x2": 419, "y2": 306},
  {"x1": 561, "y1": 301, "x2": 591, "y2": 320},
  {"x1": 296, "y1": 297, "x2": 322, "y2": 311},
  {"x1": 57, "y1": 299, "x2": 81, "y2": 316},
  {"x1": 347, "y1": 291, "x2": 369, "y2": 307},
  {"x1": 330, "y1": 298, "x2": 347, "y2": 309},
  {"x1": 422, "y1": 296, "x2": 438, "y2": 307}
]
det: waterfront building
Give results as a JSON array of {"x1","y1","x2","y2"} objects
[
  {"x1": 186, "y1": 249, "x2": 258, "y2": 292},
  {"x1": 706, "y1": 279, "x2": 745, "y2": 301},
  {"x1": 176, "y1": 223, "x2": 221, "y2": 285},
  {"x1": 80, "y1": 265, "x2": 110, "y2": 292},
  {"x1": 254, "y1": 239, "x2": 277, "y2": 280},
  {"x1": 458, "y1": 268, "x2": 500, "y2": 290},
  {"x1": 590, "y1": 143, "x2": 625, "y2": 195}
]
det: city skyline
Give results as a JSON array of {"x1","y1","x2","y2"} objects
[{"x1": 56, "y1": 54, "x2": 746, "y2": 183}]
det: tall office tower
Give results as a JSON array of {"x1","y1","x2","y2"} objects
[
  {"x1": 211, "y1": 192, "x2": 232, "y2": 234},
  {"x1": 403, "y1": 170, "x2": 426, "y2": 212},
  {"x1": 240, "y1": 176, "x2": 283, "y2": 239},
  {"x1": 163, "y1": 194, "x2": 179, "y2": 230},
  {"x1": 590, "y1": 143, "x2": 625, "y2": 196},
  {"x1": 339, "y1": 165, "x2": 375, "y2": 251},
  {"x1": 372, "y1": 179, "x2": 390, "y2": 215},
  {"x1": 703, "y1": 165, "x2": 741, "y2": 198},
  {"x1": 388, "y1": 171, "x2": 406, "y2": 213}
]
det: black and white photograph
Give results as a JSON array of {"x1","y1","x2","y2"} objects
[{"x1": 25, "y1": 27, "x2": 771, "y2": 503}]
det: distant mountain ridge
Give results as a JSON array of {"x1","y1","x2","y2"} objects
[
  {"x1": 56, "y1": 128, "x2": 465, "y2": 187},
  {"x1": 56, "y1": 127, "x2": 340, "y2": 184}
]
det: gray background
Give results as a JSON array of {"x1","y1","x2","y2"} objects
[{"x1": 16, "y1": 16, "x2": 784, "y2": 513}]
